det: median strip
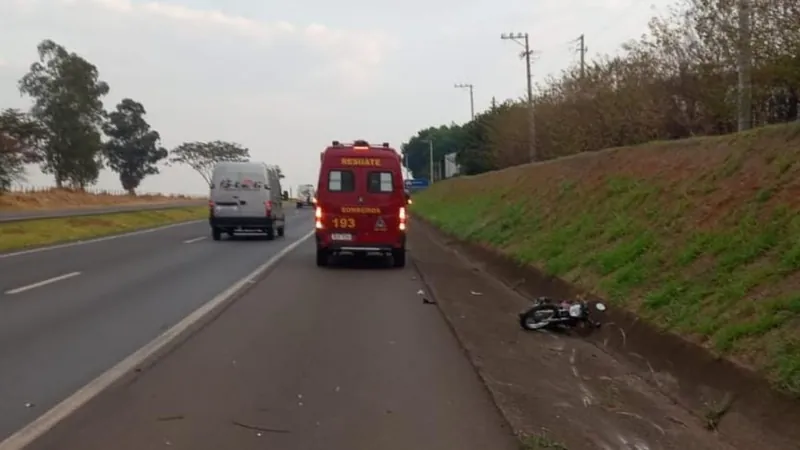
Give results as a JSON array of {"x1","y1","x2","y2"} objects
[{"x1": 0, "y1": 206, "x2": 207, "y2": 253}]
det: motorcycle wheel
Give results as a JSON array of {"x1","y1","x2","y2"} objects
[{"x1": 519, "y1": 304, "x2": 559, "y2": 330}]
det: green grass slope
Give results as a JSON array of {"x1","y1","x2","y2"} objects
[{"x1": 412, "y1": 123, "x2": 800, "y2": 396}]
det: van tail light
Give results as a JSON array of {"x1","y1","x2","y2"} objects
[
  {"x1": 208, "y1": 200, "x2": 215, "y2": 215},
  {"x1": 265, "y1": 200, "x2": 273, "y2": 217},
  {"x1": 399, "y1": 206, "x2": 407, "y2": 231},
  {"x1": 315, "y1": 206, "x2": 323, "y2": 229}
]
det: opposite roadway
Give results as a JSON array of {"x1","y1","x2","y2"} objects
[
  {"x1": 0, "y1": 209, "x2": 517, "y2": 449},
  {"x1": 0, "y1": 209, "x2": 311, "y2": 440}
]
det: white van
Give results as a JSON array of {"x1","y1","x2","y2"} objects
[
  {"x1": 209, "y1": 161, "x2": 287, "y2": 241},
  {"x1": 295, "y1": 184, "x2": 316, "y2": 208}
]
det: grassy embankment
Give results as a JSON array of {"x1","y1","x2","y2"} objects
[
  {"x1": 0, "y1": 206, "x2": 207, "y2": 252},
  {"x1": 412, "y1": 123, "x2": 800, "y2": 396}
]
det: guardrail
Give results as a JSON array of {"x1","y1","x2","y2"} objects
[{"x1": 0, "y1": 201, "x2": 207, "y2": 224}]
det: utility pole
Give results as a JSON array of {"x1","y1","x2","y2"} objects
[
  {"x1": 737, "y1": 0, "x2": 752, "y2": 131},
  {"x1": 429, "y1": 139, "x2": 434, "y2": 182},
  {"x1": 422, "y1": 139, "x2": 434, "y2": 182},
  {"x1": 501, "y1": 32, "x2": 536, "y2": 162},
  {"x1": 454, "y1": 83, "x2": 475, "y2": 120},
  {"x1": 491, "y1": 96, "x2": 497, "y2": 110},
  {"x1": 577, "y1": 34, "x2": 587, "y2": 80}
]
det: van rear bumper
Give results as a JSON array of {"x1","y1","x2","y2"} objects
[
  {"x1": 210, "y1": 216, "x2": 274, "y2": 230},
  {"x1": 315, "y1": 232, "x2": 405, "y2": 252}
]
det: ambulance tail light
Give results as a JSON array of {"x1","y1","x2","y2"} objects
[
  {"x1": 315, "y1": 206, "x2": 323, "y2": 229},
  {"x1": 399, "y1": 206, "x2": 407, "y2": 231}
]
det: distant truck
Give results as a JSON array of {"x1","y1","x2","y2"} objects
[{"x1": 296, "y1": 184, "x2": 316, "y2": 208}]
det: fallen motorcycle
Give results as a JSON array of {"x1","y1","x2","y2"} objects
[{"x1": 518, "y1": 296, "x2": 606, "y2": 331}]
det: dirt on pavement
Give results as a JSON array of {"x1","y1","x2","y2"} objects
[{"x1": 409, "y1": 220, "x2": 799, "y2": 450}]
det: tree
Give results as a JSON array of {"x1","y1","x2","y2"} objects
[
  {"x1": 401, "y1": 124, "x2": 469, "y2": 179},
  {"x1": 0, "y1": 109, "x2": 45, "y2": 192},
  {"x1": 18, "y1": 39, "x2": 110, "y2": 189},
  {"x1": 169, "y1": 141, "x2": 250, "y2": 185},
  {"x1": 102, "y1": 98, "x2": 168, "y2": 195},
  {"x1": 401, "y1": 116, "x2": 501, "y2": 178}
]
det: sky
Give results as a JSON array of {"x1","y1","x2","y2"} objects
[{"x1": 0, "y1": 0, "x2": 673, "y2": 196}]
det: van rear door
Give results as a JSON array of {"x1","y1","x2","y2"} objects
[
  {"x1": 236, "y1": 168, "x2": 269, "y2": 218},
  {"x1": 211, "y1": 169, "x2": 242, "y2": 219},
  {"x1": 360, "y1": 167, "x2": 403, "y2": 235},
  {"x1": 321, "y1": 167, "x2": 358, "y2": 232}
]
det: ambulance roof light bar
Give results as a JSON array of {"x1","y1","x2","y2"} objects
[{"x1": 328, "y1": 140, "x2": 392, "y2": 150}]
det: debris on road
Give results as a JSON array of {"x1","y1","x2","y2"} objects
[
  {"x1": 231, "y1": 420, "x2": 290, "y2": 434},
  {"x1": 418, "y1": 288, "x2": 436, "y2": 304},
  {"x1": 156, "y1": 415, "x2": 184, "y2": 422},
  {"x1": 24, "y1": 402, "x2": 34, "y2": 408},
  {"x1": 470, "y1": 290, "x2": 483, "y2": 296}
]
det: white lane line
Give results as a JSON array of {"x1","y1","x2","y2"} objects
[
  {"x1": 183, "y1": 236, "x2": 206, "y2": 244},
  {"x1": 0, "y1": 229, "x2": 314, "y2": 450},
  {"x1": 0, "y1": 220, "x2": 205, "y2": 260},
  {"x1": 4, "y1": 272, "x2": 82, "y2": 295}
]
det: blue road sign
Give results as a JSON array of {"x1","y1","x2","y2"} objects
[{"x1": 404, "y1": 178, "x2": 430, "y2": 190}]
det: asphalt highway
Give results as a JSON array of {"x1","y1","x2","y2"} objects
[
  {"x1": 0, "y1": 209, "x2": 313, "y2": 440},
  {"x1": 0, "y1": 201, "x2": 206, "y2": 223},
  {"x1": 0, "y1": 209, "x2": 518, "y2": 450}
]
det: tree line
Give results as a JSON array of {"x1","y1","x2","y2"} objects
[
  {"x1": 0, "y1": 40, "x2": 282, "y2": 195},
  {"x1": 402, "y1": 0, "x2": 800, "y2": 178}
]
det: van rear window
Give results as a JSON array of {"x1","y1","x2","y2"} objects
[
  {"x1": 367, "y1": 171, "x2": 394, "y2": 193},
  {"x1": 328, "y1": 170, "x2": 355, "y2": 192},
  {"x1": 239, "y1": 173, "x2": 267, "y2": 190}
]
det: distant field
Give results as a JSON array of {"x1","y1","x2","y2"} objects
[
  {"x1": 412, "y1": 123, "x2": 800, "y2": 397},
  {"x1": 0, "y1": 187, "x2": 202, "y2": 211}
]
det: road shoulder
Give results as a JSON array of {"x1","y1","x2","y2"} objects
[{"x1": 408, "y1": 221, "x2": 745, "y2": 450}]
